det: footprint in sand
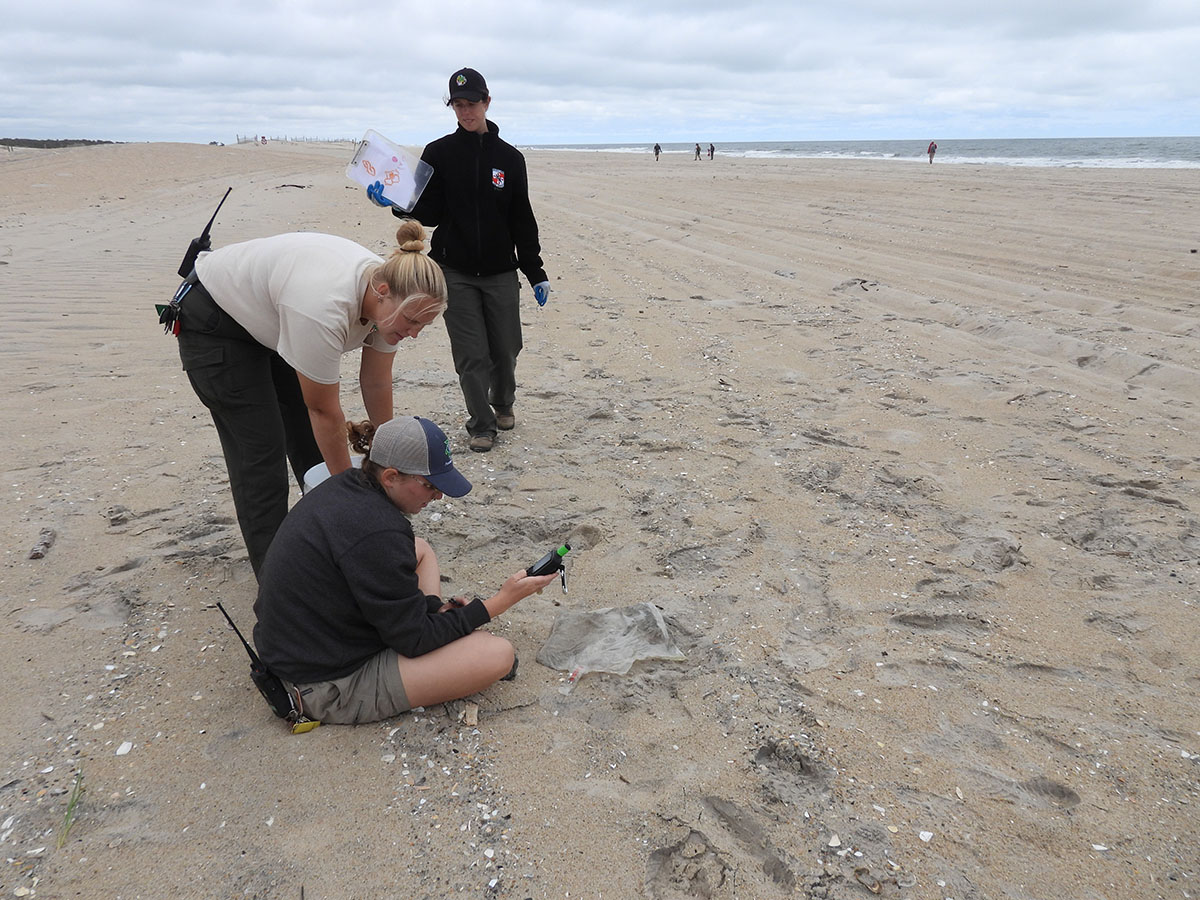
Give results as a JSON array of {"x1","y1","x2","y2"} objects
[
  {"x1": 705, "y1": 796, "x2": 796, "y2": 891},
  {"x1": 645, "y1": 829, "x2": 730, "y2": 900},
  {"x1": 753, "y1": 738, "x2": 832, "y2": 807}
]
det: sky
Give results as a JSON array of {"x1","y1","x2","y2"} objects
[{"x1": 2, "y1": 0, "x2": 1198, "y2": 146}]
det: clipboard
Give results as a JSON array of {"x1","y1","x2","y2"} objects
[{"x1": 346, "y1": 130, "x2": 433, "y2": 211}]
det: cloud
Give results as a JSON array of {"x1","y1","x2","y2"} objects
[{"x1": 1, "y1": 0, "x2": 1197, "y2": 142}]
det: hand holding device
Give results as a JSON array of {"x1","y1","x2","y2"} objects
[{"x1": 527, "y1": 542, "x2": 570, "y2": 593}]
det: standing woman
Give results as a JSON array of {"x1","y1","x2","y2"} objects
[
  {"x1": 175, "y1": 221, "x2": 447, "y2": 576},
  {"x1": 375, "y1": 67, "x2": 550, "y2": 453}
]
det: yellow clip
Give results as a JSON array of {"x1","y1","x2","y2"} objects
[{"x1": 291, "y1": 719, "x2": 321, "y2": 735}]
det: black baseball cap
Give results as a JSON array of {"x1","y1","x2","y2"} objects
[{"x1": 448, "y1": 68, "x2": 489, "y2": 102}]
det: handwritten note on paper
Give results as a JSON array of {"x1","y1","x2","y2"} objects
[{"x1": 345, "y1": 130, "x2": 433, "y2": 211}]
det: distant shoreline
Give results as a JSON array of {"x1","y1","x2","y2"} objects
[
  {"x1": 0, "y1": 138, "x2": 118, "y2": 149},
  {"x1": 527, "y1": 135, "x2": 1200, "y2": 168}
]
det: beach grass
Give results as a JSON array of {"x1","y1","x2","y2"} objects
[{"x1": 56, "y1": 770, "x2": 85, "y2": 850}]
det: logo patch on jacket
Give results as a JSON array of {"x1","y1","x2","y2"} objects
[{"x1": 491, "y1": 168, "x2": 505, "y2": 189}]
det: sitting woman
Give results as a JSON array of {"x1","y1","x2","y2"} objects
[{"x1": 251, "y1": 415, "x2": 557, "y2": 725}]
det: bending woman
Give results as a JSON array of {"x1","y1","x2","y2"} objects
[
  {"x1": 176, "y1": 221, "x2": 447, "y2": 576},
  {"x1": 252, "y1": 415, "x2": 558, "y2": 724}
]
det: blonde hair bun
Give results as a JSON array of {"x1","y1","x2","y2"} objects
[
  {"x1": 374, "y1": 218, "x2": 447, "y2": 318},
  {"x1": 395, "y1": 219, "x2": 426, "y2": 247}
]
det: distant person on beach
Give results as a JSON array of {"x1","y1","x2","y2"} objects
[
  {"x1": 927, "y1": 141, "x2": 937, "y2": 164},
  {"x1": 694, "y1": 143, "x2": 702, "y2": 160},
  {"x1": 173, "y1": 223, "x2": 447, "y2": 577},
  {"x1": 369, "y1": 67, "x2": 549, "y2": 455},
  {"x1": 708, "y1": 143, "x2": 715, "y2": 159},
  {"x1": 653, "y1": 143, "x2": 661, "y2": 161},
  {"x1": 252, "y1": 415, "x2": 558, "y2": 725}
]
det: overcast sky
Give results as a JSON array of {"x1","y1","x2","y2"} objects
[{"x1": 3, "y1": 0, "x2": 1197, "y2": 146}]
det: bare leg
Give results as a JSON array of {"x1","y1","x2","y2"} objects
[
  {"x1": 413, "y1": 537, "x2": 441, "y2": 598},
  {"x1": 396, "y1": 632, "x2": 516, "y2": 707}
]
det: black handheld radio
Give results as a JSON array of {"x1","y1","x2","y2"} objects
[
  {"x1": 177, "y1": 187, "x2": 232, "y2": 277},
  {"x1": 215, "y1": 602, "x2": 317, "y2": 732},
  {"x1": 159, "y1": 188, "x2": 234, "y2": 336},
  {"x1": 527, "y1": 542, "x2": 571, "y2": 593}
]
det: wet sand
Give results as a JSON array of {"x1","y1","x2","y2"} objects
[{"x1": 1, "y1": 141, "x2": 1198, "y2": 899}]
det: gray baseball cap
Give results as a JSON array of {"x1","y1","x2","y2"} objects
[{"x1": 369, "y1": 416, "x2": 472, "y2": 497}]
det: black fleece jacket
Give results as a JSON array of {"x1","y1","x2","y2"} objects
[
  {"x1": 253, "y1": 469, "x2": 490, "y2": 684},
  {"x1": 396, "y1": 120, "x2": 548, "y2": 286}
]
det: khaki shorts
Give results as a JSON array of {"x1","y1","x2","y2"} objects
[{"x1": 289, "y1": 649, "x2": 410, "y2": 724}]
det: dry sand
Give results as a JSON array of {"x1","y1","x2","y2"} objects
[{"x1": 1, "y1": 140, "x2": 1198, "y2": 899}]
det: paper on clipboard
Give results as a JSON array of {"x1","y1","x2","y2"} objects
[{"x1": 346, "y1": 130, "x2": 433, "y2": 211}]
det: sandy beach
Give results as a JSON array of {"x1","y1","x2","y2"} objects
[{"x1": 1, "y1": 140, "x2": 1198, "y2": 899}]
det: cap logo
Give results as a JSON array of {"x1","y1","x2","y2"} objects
[
  {"x1": 455, "y1": 74, "x2": 468, "y2": 86},
  {"x1": 442, "y1": 437, "x2": 452, "y2": 462}
]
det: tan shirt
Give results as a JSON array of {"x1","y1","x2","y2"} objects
[{"x1": 196, "y1": 233, "x2": 398, "y2": 384}]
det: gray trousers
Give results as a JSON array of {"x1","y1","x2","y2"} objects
[
  {"x1": 176, "y1": 282, "x2": 322, "y2": 576},
  {"x1": 441, "y1": 267, "x2": 522, "y2": 437}
]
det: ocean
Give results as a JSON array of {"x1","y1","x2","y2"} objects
[{"x1": 532, "y1": 136, "x2": 1200, "y2": 169}]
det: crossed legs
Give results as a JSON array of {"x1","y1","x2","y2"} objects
[{"x1": 398, "y1": 538, "x2": 516, "y2": 707}]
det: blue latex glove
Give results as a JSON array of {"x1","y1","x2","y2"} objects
[
  {"x1": 366, "y1": 181, "x2": 395, "y2": 208},
  {"x1": 533, "y1": 281, "x2": 551, "y2": 307}
]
